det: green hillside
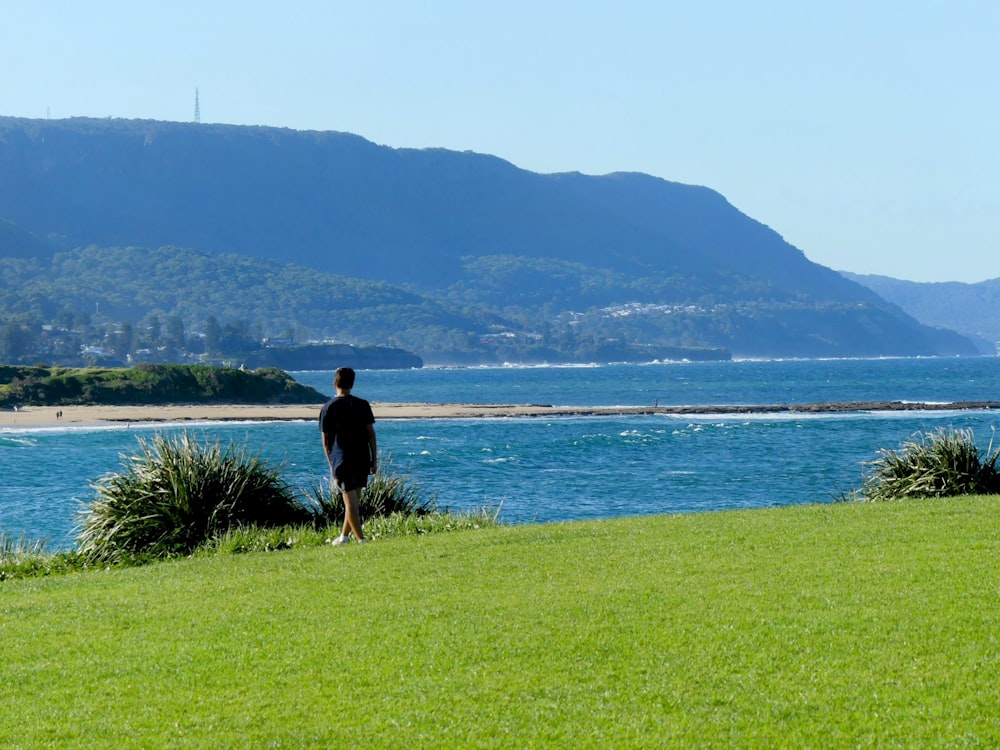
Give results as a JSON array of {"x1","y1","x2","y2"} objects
[
  {"x1": 0, "y1": 363, "x2": 325, "y2": 407},
  {"x1": 0, "y1": 116, "x2": 978, "y2": 359},
  {"x1": 844, "y1": 271, "x2": 1000, "y2": 353}
]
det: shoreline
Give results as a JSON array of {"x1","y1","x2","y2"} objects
[{"x1": 3, "y1": 400, "x2": 1000, "y2": 430}]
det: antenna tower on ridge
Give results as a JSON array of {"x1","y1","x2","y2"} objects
[{"x1": 194, "y1": 88, "x2": 201, "y2": 123}]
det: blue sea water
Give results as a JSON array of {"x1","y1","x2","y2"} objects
[{"x1": 2, "y1": 357, "x2": 999, "y2": 550}]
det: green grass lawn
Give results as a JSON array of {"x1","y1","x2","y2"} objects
[{"x1": 3, "y1": 497, "x2": 1000, "y2": 748}]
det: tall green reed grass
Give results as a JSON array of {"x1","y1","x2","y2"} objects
[
  {"x1": 303, "y1": 452, "x2": 435, "y2": 525},
  {"x1": 0, "y1": 531, "x2": 87, "y2": 581},
  {"x1": 76, "y1": 432, "x2": 310, "y2": 563},
  {"x1": 850, "y1": 427, "x2": 1000, "y2": 501},
  {"x1": 0, "y1": 530, "x2": 46, "y2": 559}
]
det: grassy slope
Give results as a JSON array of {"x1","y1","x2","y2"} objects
[
  {"x1": 0, "y1": 364, "x2": 325, "y2": 407},
  {"x1": 3, "y1": 498, "x2": 1000, "y2": 748}
]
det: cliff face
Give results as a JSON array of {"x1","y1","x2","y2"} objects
[{"x1": 0, "y1": 117, "x2": 863, "y2": 296}]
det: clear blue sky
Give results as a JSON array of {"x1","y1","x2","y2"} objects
[{"x1": 3, "y1": 1, "x2": 997, "y2": 283}]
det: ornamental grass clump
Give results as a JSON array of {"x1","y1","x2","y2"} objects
[
  {"x1": 306, "y1": 453, "x2": 435, "y2": 526},
  {"x1": 76, "y1": 432, "x2": 310, "y2": 563},
  {"x1": 0, "y1": 530, "x2": 46, "y2": 560},
  {"x1": 0, "y1": 532, "x2": 85, "y2": 580},
  {"x1": 855, "y1": 427, "x2": 1000, "y2": 502}
]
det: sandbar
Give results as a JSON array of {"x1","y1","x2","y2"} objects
[{"x1": 2, "y1": 400, "x2": 1000, "y2": 430}]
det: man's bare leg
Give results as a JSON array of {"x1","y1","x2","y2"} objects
[{"x1": 341, "y1": 488, "x2": 365, "y2": 541}]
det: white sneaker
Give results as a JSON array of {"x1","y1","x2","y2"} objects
[{"x1": 330, "y1": 535, "x2": 350, "y2": 546}]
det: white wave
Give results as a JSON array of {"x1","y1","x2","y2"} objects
[
  {"x1": 0, "y1": 435, "x2": 38, "y2": 447},
  {"x1": 0, "y1": 418, "x2": 313, "y2": 437},
  {"x1": 665, "y1": 409, "x2": 1000, "y2": 423},
  {"x1": 420, "y1": 361, "x2": 602, "y2": 371},
  {"x1": 499, "y1": 361, "x2": 601, "y2": 369}
]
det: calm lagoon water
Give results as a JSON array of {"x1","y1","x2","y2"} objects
[{"x1": 2, "y1": 357, "x2": 999, "y2": 549}]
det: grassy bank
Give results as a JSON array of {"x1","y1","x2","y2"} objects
[
  {"x1": 3, "y1": 497, "x2": 1000, "y2": 748},
  {"x1": 0, "y1": 363, "x2": 324, "y2": 407}
]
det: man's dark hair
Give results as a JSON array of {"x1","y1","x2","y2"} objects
[{"x1": 334, "y1": 367, "x2": 356, "y2": 390}]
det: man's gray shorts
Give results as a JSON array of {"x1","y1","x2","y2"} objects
[{"x1": 333, "y1": 471, "x2": 369, "y2": 494}]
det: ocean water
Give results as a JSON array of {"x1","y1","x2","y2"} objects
[
  {"x1": 293, "y1": 357, "x2": 1000, "y2": 407},
  {"x1": 2, "y1": 357, "x2": 999, "y2": 550}
]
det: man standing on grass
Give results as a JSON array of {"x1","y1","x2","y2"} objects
[{"x1": 320, "y1": 367, "x2": 377, "y2": 545}]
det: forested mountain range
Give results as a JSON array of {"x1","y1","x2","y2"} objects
[
  {"x1": 843, "y1": 272, "x2": 1000, "y2": 354},
  {"x1": 0, "y1": 116, "x2": 978, "y2": 362}
]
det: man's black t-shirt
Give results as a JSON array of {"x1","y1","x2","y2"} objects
[{"x1": 319, "y1": 395, "x2": 375, "y2": 480}]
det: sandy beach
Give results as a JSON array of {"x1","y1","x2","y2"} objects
[
  {"x1": 0, "y1": 402, "x2": 566, "y2": 428},
  {"x1": 3, "y1": 399, "x2": 1000, "y2": 430}
]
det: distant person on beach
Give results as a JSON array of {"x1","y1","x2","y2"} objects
[{"x1": 319, "y1": 367, "x2": 377, "y2": 545}]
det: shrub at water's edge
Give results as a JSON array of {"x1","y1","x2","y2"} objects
[
  {"x1": 303, "y1": 452, "x2": 436, "y2": 525},
  {"x1": 0, "y1": 363, "x2": 325, "y2": 407},
  {"x1": 846, "y1": 427, "x2": 1000, "y2": 502},
  {"x1": 75, "y1": 432, "x2": 310, "y2": 564}
]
